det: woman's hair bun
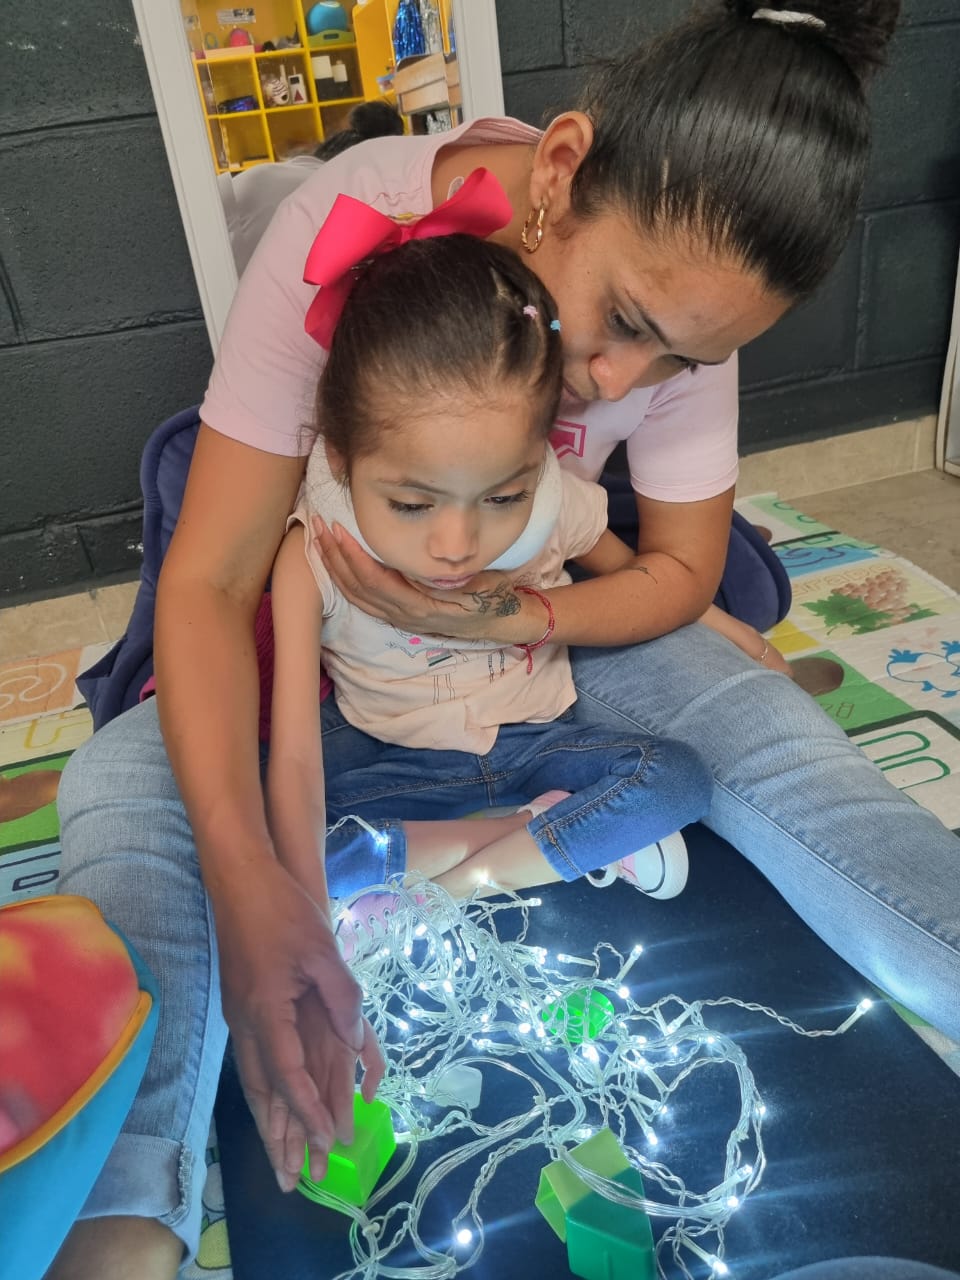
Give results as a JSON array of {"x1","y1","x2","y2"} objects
[{"x1": 725, "y1": 1, "x2": 901, "y2": 82}]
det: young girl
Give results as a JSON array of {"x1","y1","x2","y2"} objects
[{"x1": 267, "y1": 231, "x2": 713, "y2": 927}]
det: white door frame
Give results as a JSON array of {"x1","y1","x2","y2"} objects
[
  {"x1": 131, "y1": 0, "x2": 505, "y2": 352},
  {"x1": 935, "y1": 254, "x2": 960, "y2": 477}
]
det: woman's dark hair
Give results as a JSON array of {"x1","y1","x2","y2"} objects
[
  {"x1": 314, "y1": 99, "x2": 405, "y2": 162},
  {"x1": 571, "y1": 0, "x2": 900, "y2": 298},
  {"x1": 318, "y1": 236, "x2": 563, "y2": 469}
]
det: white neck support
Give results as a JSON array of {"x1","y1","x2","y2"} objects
[{"x1": 305, "y1": 444, "x2": 562, "y2": 572}]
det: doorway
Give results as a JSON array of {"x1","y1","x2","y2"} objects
[{"x1": 132, "y1": 0, "x2": 504, "y2": 348}]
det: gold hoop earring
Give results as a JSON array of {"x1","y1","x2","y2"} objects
[{"x1": 521, "y1": 202, "x2": 546, "y2": 254}]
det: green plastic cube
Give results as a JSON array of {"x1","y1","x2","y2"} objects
[
  {"x1": 298, "y1": 1093, "x2": 396, "y2": 1210},
  {"x1": 565, "y1": 1168, "x2": 655, "y2": 1280},
  {"x1": 540, "y1": 988, "x2": 615, "y2": 1045},
  {"x1": 535, "y1": 1128, "x2": 632, "y2": 1241}
]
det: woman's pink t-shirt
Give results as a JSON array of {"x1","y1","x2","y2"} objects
[{"x1": 200, "y1": 117, "x2": 739, "y2": 503}]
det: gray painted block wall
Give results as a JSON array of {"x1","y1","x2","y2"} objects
[
  {"x1": 498, "y1": 0, "x2": 960, "y2": 448},
  {"x1": 1, "y1": 1, "x2": 958, "y2": 597},
  {"x1": 0, "y1": 5, "x2": 210, "y2": 596}
]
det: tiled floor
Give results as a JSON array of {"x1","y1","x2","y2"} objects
[
  {"x1": 1, "y1": 470, "x2": 958, "y2": 664},
  {"x1": 794, "y1": 469, "x2": 960, "y2": 594},
  {"x1": 0, "y1": 579, "x2": 140, "y2": 664}
]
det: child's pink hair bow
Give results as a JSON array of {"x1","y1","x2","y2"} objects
[{"x1": 302, "y1": 167, "x2": 513, "y2": 349}]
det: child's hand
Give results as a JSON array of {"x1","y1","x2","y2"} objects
[{"x1": 211, "y1": 858, "x2": 384, "y2": 1190}]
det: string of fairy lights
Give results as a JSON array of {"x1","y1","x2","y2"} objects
[{"x1": 313, "y1": 877, "x2": 874, "y2": 1280}]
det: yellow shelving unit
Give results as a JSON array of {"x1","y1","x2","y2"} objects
[
  {"x1": 354, "y1": 0, "x2": 399, "y2": 101},
  {"x1": 183, "y1": 0, "x2": 416, "y2": 174},
  {"x1": 355, "y1": 0, "x2": 454, "y2": 101}
]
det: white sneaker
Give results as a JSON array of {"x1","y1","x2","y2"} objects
[
  {"x1": 335, "y1": 891, "x2": 403, "y2": 964},
  {"x1": 587, "y1": 831, "x2": 689, "y2": 900},
  {"x1": 335, "y1": 883, "x2": 459, "y2": 964}
]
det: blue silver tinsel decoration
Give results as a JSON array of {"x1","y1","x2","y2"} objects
[{"x1": 393, "y1": 0, "x2": 427, "y2": 61}]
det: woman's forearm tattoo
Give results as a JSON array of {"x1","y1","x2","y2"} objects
[
  {"x1": 468, "y1": 581, "x2": 521, "y2": 617},
  {"x1": 629, "y1": 564, "x2": 659, "y2": 584}
]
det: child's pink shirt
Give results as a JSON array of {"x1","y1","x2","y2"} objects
[
  {"x1": 200, "y1": 117, "x2": 739, "y2": 504},
  {"x1": 289, "y1": 469, "x2": 608, "y2": 754}
]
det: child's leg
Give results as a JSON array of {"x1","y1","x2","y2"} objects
[
  {"x1": 325, "y1": 809, "x2": 532, "y2": 896},
  {"x1": 422, "y1": 821, "x2": 563, "y2": 897},
  {"x1": 481, "y1": 722, "x2": 713, "y2": 887},
  {"x1": 332, "y1": 810, "x2": 550, "y2": 962},
  {"x1": 402, "y1": 811, "x2": 530, "y2": 880},
  {"x1": 323, "y1": 710, "x2": 711, "y2": 902},
  {"x1": 329, "y1": 801, "x2": 565, "y2": 912}
]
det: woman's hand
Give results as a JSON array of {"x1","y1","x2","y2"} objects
[
  {"x1": 261, "y1": 1000, "x2": 382, "y2": 1190},
  {"x1": 699, "y1": 604, "x2": 793, "y2": 678},
  {"x1": 212, "y1": 857, "x2": 385, "y2": 1190},
  {"x1": 312, "y1": 517, "x2": 544, "y2": 644},
  {"x1": 755, "y1": 635, "x2": 793, "y2": 676}
]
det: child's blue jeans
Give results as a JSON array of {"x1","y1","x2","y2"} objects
[{"x1": 319, "y1": 699, "x2": 713, "y2": 896}]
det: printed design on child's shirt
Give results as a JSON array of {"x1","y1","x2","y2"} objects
[
  {"x1": 430, "y1": 649, "x2": 512, "y2": 704},
  {"x1": 433, "y1": 671, "x2": 463, "y2": 705},
  {"x1": 367, "y1": 615, "x2": 519, "y2": 710},
  {"x1": 550, "y1": 420, "x2": 586, "y2": 461},
  {"x1": 375, "y1": 621, "x2": 509, "y2": 674}
]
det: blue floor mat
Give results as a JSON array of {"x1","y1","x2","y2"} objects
[{"x1": 214, "y1": 822, "x2": 960, "y2": 1279}]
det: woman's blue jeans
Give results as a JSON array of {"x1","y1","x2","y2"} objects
[{"x1": 56, "y1": 622, "x2": 960, "y2": 1261}]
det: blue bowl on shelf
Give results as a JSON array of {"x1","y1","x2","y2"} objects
[{"x1": 306, "y1": 2, "x2": 349, "y2": 35}]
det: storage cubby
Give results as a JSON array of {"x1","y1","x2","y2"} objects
[{"x1": 182, "y1": 0, "x2": 443, "y2": 174}]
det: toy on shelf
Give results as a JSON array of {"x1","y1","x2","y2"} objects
[
  {"x1": 260, "y1": 66, "x2": 290, "y2": 106},
  {"x1": 297, "y1": 1093, "x2": 396, "y2": 1209},
  {"x1": 307, "y1": 1, "x2": 348, "y2": 33},
  {"x1": 536, "y1": 1128, "x2": 655, "y2": 1280},
  {"x1": 392, "y1": 0, "x2": 426, "y2": 61},
  {"x1": 307, "y1": 2, "x2": 350, "y2": 37}
]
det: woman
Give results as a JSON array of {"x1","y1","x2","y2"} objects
[{"x1": 54, "y1": 3, "x2": 958, "y2": 1277}]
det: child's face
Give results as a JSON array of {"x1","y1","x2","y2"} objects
[{"x1": 342, "y1": 396, "x2": 547, "y2": 592}]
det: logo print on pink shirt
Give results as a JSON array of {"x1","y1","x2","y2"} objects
[{"x1": 550, "y1": 420, "x2": 586, "y2": 460}]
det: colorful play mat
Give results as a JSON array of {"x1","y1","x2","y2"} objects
[{"x1": 1, "y1": 494, "x2": 958, "y2": 1277}]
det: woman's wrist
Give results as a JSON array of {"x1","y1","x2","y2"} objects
[
  {"x1": 514, "y1": 586, "x2": 556, "y2": 672},
  {"x1": 446, "y1": 577, "x2": 548, "y2": 645}
]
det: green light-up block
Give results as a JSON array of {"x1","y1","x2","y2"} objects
[
  {"x1": 535, "y1": 1128, "x2": 655, "y2": 1280},
  {"x1": 297, "y1": 1094, "x2": 396, "y2": 1210},
  {"x1": 566, "y1": 1169, "x2": 655, "y2": 1280},
  {"x1": 540, "y1": 987, "x2": 615, "y2": 1045}
]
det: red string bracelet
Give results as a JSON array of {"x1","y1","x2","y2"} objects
[{"x1": 514, "y1": 585, "x2": 556, "y2": 674}]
